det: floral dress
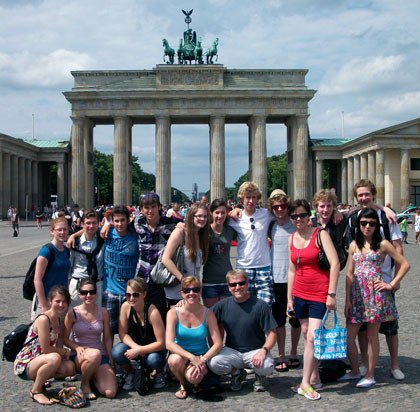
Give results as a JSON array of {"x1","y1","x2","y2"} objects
[
  {"x1": 14, "y1": 315, "x2": 57, "y2": 376},
  {"x1": 349, "y1": 249, "x2": 398, "y2": 324}
]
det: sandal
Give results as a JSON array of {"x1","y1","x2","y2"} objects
[
  {"x1": 30, "y1": 391, "x2": 54, "y2": 405},
  {"x1": 175, "y1": 384, "x2": 188, "y2": 399},
  {"x1": 84, "y1": 391, "x2": 97, "y2": 400},
  {"x1": 297, "y1": 385, "x2": 321, "y2": 401},
  {"x1": 288, "y1": 358, "x2": 301, "y2": 369},
  {"x1": 275, "y1": 361, "x2": 289, "y2": 372}
]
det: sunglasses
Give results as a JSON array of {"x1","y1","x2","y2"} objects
[
  {"x1": 125, "y1": 292, "x2": 141, "y2": 299},
  {"x1": 360, "y1": 220, "x2": 377, "y2": 227},
  {"x1": 250, "y1": 217, "x2": 255, "y2": 230},
  {"x1": 140, "y1": 193, "x2": 159, "y2": 200},
  {"x1": 290, "y1": 212, "x2": 309, "y2": 220},
  {"x1": 79, "y1": 289, "x2": 97, "y2": 296},
  {"x1": 228, "y1": 280, "x2": 247, "y2": 288},
  {"x1": 181, "y1": 287, "x2": 201, "y2": 294},
  {"x1": 272, "y1": 204, "x2": 287, "y2": 211}
]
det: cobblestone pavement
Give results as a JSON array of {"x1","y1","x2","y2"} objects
[{"x1": 0, "y1": 222, "x2": 419, "y2": 411}]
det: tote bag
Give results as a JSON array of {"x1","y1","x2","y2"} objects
[{"x1": 314, "y1": 310, "x2": 347, "y2": 360}]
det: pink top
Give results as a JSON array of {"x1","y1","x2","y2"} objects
[
  {"x1": 72, "y1": 306, "x2": 106, "y2": 356},
  {"x1": 290, "y1": 229, "x2": 329, "y2": 303}
]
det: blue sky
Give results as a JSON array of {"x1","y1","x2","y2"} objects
[{"x1": 1, "y1": 0, "x2": 419, "y2": 195}]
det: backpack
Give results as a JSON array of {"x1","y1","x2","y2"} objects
[
  {"x1": 2, "y1": 323, "x2": 33, "y2": 361},
  {"x1": 71, "y1": 236, "x2": 104, "y2": 282},
  {"x1": 311, "y1": 216, "x2": 348, "y2": 271},
  {"x1": 22, "y1": 243, "x2": 70, "y2": 300},
  {"x1": 318, "y1": 359, "x2": 348, "y2": 383}
]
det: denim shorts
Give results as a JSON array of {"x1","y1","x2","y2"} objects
[
  {"x1": 202, "y1": 284, "x2": 230, "y2": 299},
  {"x1": 293, "y1": 296, "x2": 326, "y2": 320},
  {"x1": 70, "y1": 353, "x2": 110, "y2": 365}
]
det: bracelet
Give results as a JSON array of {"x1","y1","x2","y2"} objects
[
  {"x1": 389, "y1": 283, "x2": 395, "y2": 292},
  {"x1": 201, "y1": 355, "x2": 208, "y2": 363}
]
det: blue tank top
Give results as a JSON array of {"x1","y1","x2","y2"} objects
[{"x1": 174, "y1": 308, "x2": 209, "y2": 355}]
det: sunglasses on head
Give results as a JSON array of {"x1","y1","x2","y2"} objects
[
  {"x1": 79, "y1": 289, "x2": 97, "y2": 296},
  {"x1": 272, "y1": 204, "x2": 287, "y2": 211},
  {"x1": 181, "y1": 287, "x2": 201, "y2": 294},
  {"x1": 140, "y1": 193, "x2": 159, "y2": 200},
  {"x1": 125, "y1": 292, "x2": 141, "y2": 299},
  {"x1": 228, "y1": 280, "x2": 247, "y2": 287},
  {"x1": 290, "y1": 212, "x2": 309, "y2": 220},
  {"x1": 360, "y1": 220, "x2": 377, "y2": 227}
]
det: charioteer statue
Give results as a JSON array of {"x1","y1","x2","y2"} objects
[{"x1": 162, "y1": 9, "x2": 218, "y2": 65}]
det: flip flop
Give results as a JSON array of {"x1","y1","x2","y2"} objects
[
  {"x1": 297, "y1": 385, "x2": 321, "y2": 401},
  {"x1": 175, "y1": 384, "x2": 188, "y2": 399},
  {"x1": 275, "y1": 361, "x2": 289, "y2": 372},
  {"x1": 288, "y1": 358, "x2": 301, "y2": 369}
]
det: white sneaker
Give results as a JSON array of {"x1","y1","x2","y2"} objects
[
  {"x1": 356, "y1": 377, "x2": 376, "y2": 388},
  {"x1": 123, "y1": 373, "x2": 134, "y2": 391},
  {"x1": 338, "y1": 372, "x2": 362, "y2": 381},
  {"x1": 391, "y1": 369, "x2": 405, "y2": 380},
  {"x1": 253, "y1": 375, "x2": 269, "y2": 392}
]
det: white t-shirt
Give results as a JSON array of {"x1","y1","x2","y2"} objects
[
  {"x1": 228, "y1": 208, "x2": 274, "y2": 268},
  {"x1": 270, "y1": 220, "x2": 296, "y2": 283}
]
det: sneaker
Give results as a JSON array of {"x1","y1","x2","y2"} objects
[
  {"x1": 123, "y1": 373, "x2": 134, "y2": 391},
  {"x1": 152, "y1": 371, "x2": 166, "y2": 389},
  {"x1": 253, "y1": 374, "x2": 269, "y2": 392},
  {"x1": 359, "y1": 365, "x2": 367, "y2": 376},
  {"x1": 391, "y1": 368, "x2": 405, "y2": 380},
  {"x1": 338, "y1": 372, "x2": 362, "y2": 381},
  {"x1": 230, "y1": 369, "x2": 247, "y2": 392},
  {"x1": 356, "y1": 377, "x2": 376, "y2": 388}
]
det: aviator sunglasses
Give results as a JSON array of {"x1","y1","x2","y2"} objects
[
  {"x1": 272, "y1": 204, "x2": 287, "y2": 211},
  {"x1": 125, "y1": 292, "x2": 141, "y2": 299}
]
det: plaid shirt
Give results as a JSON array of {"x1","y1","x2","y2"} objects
[{"x1": 133, "y1": 213, "x2": 181, "y2": 282}]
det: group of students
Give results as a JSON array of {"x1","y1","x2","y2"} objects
[{"x1": 13, "y1": 179, "x2": 410, "y2": 404}]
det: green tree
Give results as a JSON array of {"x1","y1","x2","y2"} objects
[{"x1": 94, "y1": 151, "x2": 113, "y2": 204}]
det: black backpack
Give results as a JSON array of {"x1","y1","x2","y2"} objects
[
  {"x1": 22, "y1": 244, "x2": 69, "y2": 301},
  {"x1": 2, "y1": 323, "x2": 33, "y2": 361}
]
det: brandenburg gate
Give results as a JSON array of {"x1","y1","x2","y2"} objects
[{"x1": 64, "y1": 64, "x2": 315, "y2": 207}]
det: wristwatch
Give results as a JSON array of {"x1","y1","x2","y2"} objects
[{"x1": 327, "y1": 292, "x2": 336, "y2": 297}]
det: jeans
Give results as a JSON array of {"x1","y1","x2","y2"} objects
[{"x1": 112, "y1": 342, "x2": 166, "y2": 370}]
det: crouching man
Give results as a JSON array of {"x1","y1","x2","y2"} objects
[{"x1": 208, "y1": 269, "x2": 277, "y2": 392}]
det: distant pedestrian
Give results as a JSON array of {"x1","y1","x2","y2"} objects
[
  {"x1": 35, "y1": 208, "x2": 44, "y2": 229},
  {"x1": 12, "y1": 207, "x2": 19, "y2": 237}
]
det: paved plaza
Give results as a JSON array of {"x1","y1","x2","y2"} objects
[{"x1": 0, "y1": 221, "x2": 419, "y2": 411}]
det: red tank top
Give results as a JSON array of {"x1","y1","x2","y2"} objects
[{"x1": 290, "y1": 229, "x2": 329, "y2": 303}]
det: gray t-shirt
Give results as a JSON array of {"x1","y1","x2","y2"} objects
[
  {"x1": 203, "y1": 226, "x2": 237, "y2": 284},
  {"x1": 213, "y1": 296, "x2": 277, "y2": 352}
]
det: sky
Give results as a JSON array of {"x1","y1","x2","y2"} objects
[{"x1": 1, "y1": 0, "x2": 420, "y2": 196}]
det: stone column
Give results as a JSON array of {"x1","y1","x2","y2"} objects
[
  {"x1": 294, "y1": 115, "x2": 310, "y2": 200},
  {"x1": 0, "y1": 152, "x2": 3, "y2": 219},
  {"x1": 114, "y1": 116, "x2": 132, "y2": 205},
  {"x1": 353, "y1": 154, "x2": 360, "y2": 184},
  {"x1": 209, "y1": 116, "x2": 225, "y2": 201},
  {"x1": 127, "y1": 127, "x2": 133, "y2": 204},
  {"x1": 32, "y1": 161, "x2": 39, "y2": 208},
  {"x1": 400, "y1": 149, "x2": 410, "y2": 209},
  {"x1": 341, "y1": 158, "x2": 348, "y2": 205},
  {"x1": 57, "y1": 161, "x2": 65, "y2": 209},
  {"x1": 376, "y1": 149, "x2": 385, "y2": 205},
  {"x1": 360, "y1": 153, "x2": 368, "y2": 180},
  {"x1": 155, "y1": 115, "x2": 171, "y2": 206},
  {"x1": 84, "y1": 120, "x2": 95, "y2": 208},
  {"x1": 71, "y1": 117, "x2": 86, "y2": 206},
  {"x1": 347, "y1": 157, "x2": 354, "y2": 204},
  {"x1": 316, "y1": 159, "x2": 323, "y2": 192},
  {"x1": 3, "y1": 153, "x2": 11, "y2": 217},
  {"x1": 18, "y1": 157, "x2": 26, "y2": 214},
  {"x1": 250, "y1": 115, "x2": 268, "y2": 205},
  {"x1": 25, "y1": 159, "x2": 32, "y2": 213},
  {"x1": 367, "y1": 151, "x2": 376, "y2": 183},
  {"x1": 11, "y1": 155, "x2": 19, "y2": 209}
]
